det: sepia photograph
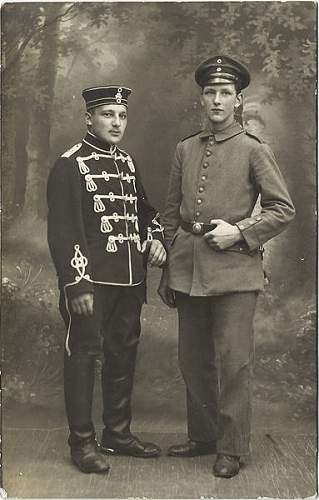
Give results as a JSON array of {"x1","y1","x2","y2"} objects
[{"x1": 1, "y1": 1, "x2": 317, "y2": 498}]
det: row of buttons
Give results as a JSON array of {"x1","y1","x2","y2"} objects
[
  {"x1": 195, "y1": 137, "x2": 215, "y2": 218},
  {"x1": 193, "y1": 134, "x2": 264, "y2": 229}
]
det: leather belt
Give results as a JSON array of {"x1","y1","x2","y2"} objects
[{"x1": 181, "y1": 220, "x2": 216, "y2": 235}]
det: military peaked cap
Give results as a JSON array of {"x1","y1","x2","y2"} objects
[
  {"x1": 82, "y1": 86, "x2": 132, "y2": 110},
  {"x1": 195, "y1": 55, "x2": 250, "y2": 90}
]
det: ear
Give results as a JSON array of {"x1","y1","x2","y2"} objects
[
  {"x1": 85, "y1": 111, "x2": 92, "y2": 126},
  {"x1": 234, "y1": 93, "x2": 243, "y2": 109},
  {"x1": 200, "y1": 93, "x2": 205, "y2": 107}
]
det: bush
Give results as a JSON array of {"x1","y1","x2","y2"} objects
[
  {"x1": 2, "y1": 261, "x2": 63, "y2": 406},
  {"x1": 255, "y1": 298, "x2": 316, "y2": 418}
]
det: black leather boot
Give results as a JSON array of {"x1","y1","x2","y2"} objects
[
  {"x1": 100, "y1": 433, "x2": 161, "y2": 458},
  {"x1": 64, "y1": 353, "x2": 110, "y2": 472},
  {"x1": 101, "y1": 346, "x2": 136, "y2": 441},
  {"x1": 101, "y1": 346, "x2": 161, "y2": 458},
  {"x1": 64, "y1": 352, "x2": 95, "y2": 431},
  {"x1": 69, "y1": 432, "x2": 110, "y2": 474}
]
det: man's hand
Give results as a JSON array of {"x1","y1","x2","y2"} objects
[
  {"x1": 157, "y1": 269, "x2": 176, "y2": 308},
  {"x1": 142, "y1": 239, "x2": 167, "y2": 267},
  {"x1": 71, "y1": 293, "x2": 94, "y2": 316},
  {"x1": 204, "y1": 219, "x2": 243, "y2": 250}
]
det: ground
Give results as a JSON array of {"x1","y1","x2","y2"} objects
[{"x1": 2, "y1": 261, "x2": 317, "y2": 499}]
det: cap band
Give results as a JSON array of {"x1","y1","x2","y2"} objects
[
  {"x1": 204, "y1": 72, "x2": 238, "y2": 86},
  {"x1": 82, "y1": 86, "x2": 131, "y2": 110},
  {"x1": 86, "y1": 97, "x2": 129, "y2": 110}
]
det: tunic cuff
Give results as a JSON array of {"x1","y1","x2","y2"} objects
[
  {"x1": 236, "y1": 216, "x2": 262, "y2": 251},
  {"x1": 64, "y1": 280, "x2": 94, "y2": 300}
]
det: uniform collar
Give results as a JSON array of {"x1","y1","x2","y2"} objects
[
  {"x1": 83, "y1": 131, "x2": 117, "y2": 154},
  {"x1": 199, "y1": 120, "x2": 244, "y2": 142}
]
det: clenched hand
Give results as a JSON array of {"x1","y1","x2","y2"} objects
[
  {"x1": 142, "y1": 239, "x2": 167, "y2": 267},
  {"x1": 204, "y1": 219, "x2": 243, "y2": 250},
  {"x1": 71, "y1": 293, "x2": 94, "y2": 316}
]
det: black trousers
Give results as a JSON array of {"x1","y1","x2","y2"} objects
[
  {"x1": 59, "y1": 283, "x2": 145, "y2": 443},
  {"x1": 175, "y1": 291, "x2": 257, "y2": 457}
]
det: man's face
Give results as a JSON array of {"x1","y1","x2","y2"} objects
[
  {"x1": 85, "y1": 104, "x2": 128, "y2": 144},
  {"x1": 200, "y1": 83, "x2": 242, "y2": 127}
]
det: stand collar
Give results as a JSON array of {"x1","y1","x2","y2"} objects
[
  {"x1": 199, "y1": 120, "x2": 244, "y2": 142},
  {"x1": 83, "y1": 131, "x2": 117, "y2": 154}
]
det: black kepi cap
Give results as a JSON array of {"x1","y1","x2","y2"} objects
[
  {"x1": 195, "y1": 55, "x2": 250, "y2": 90},
  {"x1": 82, "y1": 86, "x2": 132, "y2": 110}
]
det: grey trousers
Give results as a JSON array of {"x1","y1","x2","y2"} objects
[{"x1": 175, "y1": 291, "x2": 257, "y2": 457}]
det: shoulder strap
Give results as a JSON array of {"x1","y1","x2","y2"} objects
[
  {"x1": 181, "y1": 130, "x2": 202, "y2": 142},
  {"x1": 244, "y1": 130, "x2": 265, "y2": 144},
  {"x1": 61, "y1": 143, "x2": 82, "y2": 158}
]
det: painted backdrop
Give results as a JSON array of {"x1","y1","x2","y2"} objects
[{"x1": 2, "y1": 2, "x2": 316, "y2": 493}]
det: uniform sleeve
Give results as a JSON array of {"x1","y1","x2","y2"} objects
[
  {"x1": 47, "y1": 157, "x2": 94, "y2": 300},
  {"x1": 162, "y1": 142, "x2": 183, "y2": 246},
  {"x1": 134, "y1": 162, "x2": 164, "y2": 244},
  {"x1": 236, "y1": 143, "x2": 295, "y2": 251}
]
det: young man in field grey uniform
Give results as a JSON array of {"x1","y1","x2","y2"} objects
[{"x1": 159, "y1": 56, "x2": 295, "y2": 478}]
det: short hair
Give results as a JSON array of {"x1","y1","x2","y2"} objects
[
  {"x1": 235, "y1": 81, "x2": 242, "y2": 94},
  {"x1": 86, "y1": 107, "x2": 97, "y2": 115}
]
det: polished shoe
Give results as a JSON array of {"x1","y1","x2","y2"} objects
[
  {"x1": 100, "y1": 435, "x2": 161, "y2": 458},
  {"x1": 213, "y1": 454, "x2": 240, "y2": 478},
  {"x1": 167, "y1": 439, "x2": 216, "y2": 457},
  {"x1": 70, "y1": 437, "x2": 111, "y2": 474}
]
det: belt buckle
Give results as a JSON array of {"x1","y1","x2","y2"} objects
[{"x1": 192, "y1": 222, "x2": 203, "y2": 234}]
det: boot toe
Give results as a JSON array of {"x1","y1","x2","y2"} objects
[
  {"x1": 138, "y1": 441, "x2": 161, "y2": 457},
  {"x1": 213, "y1": 454, "x2": 240, "y2": 478},
  {"x1": 101, "y1": 436, "x2": 161, "y2": 458},
  {"x1": 72, "y1": 454, "x2": 110, "y2": 474},
  {"x1": 71, "y1": 438, "x2": 111, "y2": 474},
  {"x1": 168, "y1": 440, "x2": 216, "y2": 457}
]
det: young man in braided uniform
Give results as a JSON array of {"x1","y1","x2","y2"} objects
[
  {"x1": 159, "y1": 56, "x2": 295, "y2": 478},
  {"x1": 48, "y1": 86, "x2": 166, "y2": 473}
]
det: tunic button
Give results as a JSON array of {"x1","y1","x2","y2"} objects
[
  {"x1": 199, "y1": 186, "x2": 204, "y2": 193},
  {"x1": 206, "y1": 151, "x2": 212, "y2": 157},
  {"x1": 209, "y1": 140, "x2": 214, "y2": 146},
  {"x1": 195, "y1": 211, "x2": 201, "y2": 217},
  {"x1": 197, "y1": 199, "x2": 202, "y2": 204},
  {"x1": 203, "y1": 162, "x2": 209, "y2": 168},
  {"x1": 201, "y1": 175, "x2": 207, "y2": 181}
]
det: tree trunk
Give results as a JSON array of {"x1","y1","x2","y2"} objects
[
  {"x1": 13, "y1": 97, "x2": 30, "y2": 213},
  {"x1": 24, "y1": 4, "x2": 61, "y2": 220},
  {"x1": 268, "y1": 95, "x2": 316, "y2": 299},
  {"x1": 2, "y1": 62, "x2": 22, "y2": 220},
  {"x1": 2, "y1": 96, "x2": 17, "y2": 218}
]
